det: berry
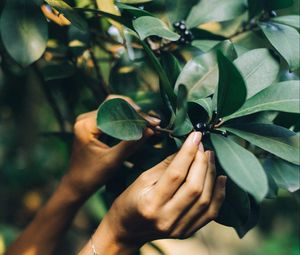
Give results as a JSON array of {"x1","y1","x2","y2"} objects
[
  {"x1": 222, "y1": 131, "x2": 228, "y2": 137},
  {"x1": 269, "y1": 10, "x2": 277, "y2": 17},
  {"x1": 195, "y1": 122, "x2": 208, "y2": 132},
  {"x1": 179, "y1": 24, "x2": 186, "y2": 32},
  {"x1": 173, "y1": 22, "x2": 181, "y2": 29}
]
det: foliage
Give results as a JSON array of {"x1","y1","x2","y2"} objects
[{"x1": 0, "y1": 0, "x2": 299, "y2": 242}]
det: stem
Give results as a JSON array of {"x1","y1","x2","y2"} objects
[{"x1": 33, "y1": 64, "x2": 66, "y2": 133}]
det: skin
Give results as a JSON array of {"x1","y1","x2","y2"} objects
[{"x1": 6, "y1": 96, "x2": 226, "y2": 255}]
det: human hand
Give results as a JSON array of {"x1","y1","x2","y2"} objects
[
  {"x1": 63, "y1": 95, "x2": 160, "y2": 201},
  {"x1": 89, "y1": 131, "x2": 227, "y2": 254}
]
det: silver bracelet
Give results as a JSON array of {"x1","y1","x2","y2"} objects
[{"x1": 90, "y1": 237, "x2": 98, "y2": 255}]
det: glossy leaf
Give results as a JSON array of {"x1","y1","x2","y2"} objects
[
  {"x1": 224, "y1": 81, "x2": 300, "y2": 121},
  {"x1": 173, "y1": 85, "x2": 193, "y2": 136},
  {"x1": 272, "y1": 15, "x2": 300, "y2": 29},
  {"x1": 133, "y1": 16, "x2": 180, "y2": 41},
  {"x1": 175, "y1": 40, "x2": 237, "y2": 100},
  {"x1": 260, "y1": 22, "x2": 300, "y2": 71},
  {"x1": 97, "y1": 99, "x2": 147, "y2": 141},
  {"x1": 264, "y1": 158, "x2": 300, "y2": 193},
  {"x1": 234, "y1": 49, "x2": 280, "y2": 98},
  {"x1": 215, "y1": 51, "x2": 247, "y2": 118},
  {"x1": 211, "y1": 134, "x2": 268, "y2": 201},
  {"x1": 192, "y1": 40, "x2": 221, "y2": 53},
  {"x1": 264, "y1": 0, "x2": 294, "y2": 10},
  {"x1": 166, "y1": 0, "x2": 198, "y2": 23},
  {"x1": 217, "y1": 179, "x2": 259, "y2": 238},
  {"x1": 0, "y1": 0, "x2": 48, "y2": 67},
  {"x1": 188, "y1": 98, "x2": 213, "y2": 124},
  {"x1": 160, "y1": 52, "x2": 181, "y2": 88},
  {"x1": 46, "y1": 0, "x2": 88, "y2": 31},
  {"x1": 120, "y1": 0, "x2": 152, "y2": 3},
  {"x1": 225, "y1": 124, "x2": 300, "y2": 165},
  {"x1": 116, "y1": 3, "x2": 153, "y2": 18},
  {"x1": 186, "y1": 0, "x2": 247, "y2": 28}
]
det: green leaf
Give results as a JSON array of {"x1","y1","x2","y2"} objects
[
  {"x1": 271, "y1": 15, "x2": 300, "y2": 29},
  {"x1": 41, "y1": 62, "x2": 75, "y2": 81},
  {"x1": 133, "y1": 16, "x2": 180, "y2": 41},
  {"x1": 160, "y1": 52, "x2": 181, "y2": 88},
  {"x1": 97, "y1": 98, "x2": 147, "y2": 141},
  {"x1": 139, "y1": 40, "x2": 177, "y2": 111},
  {"x1": 120, "y1": 0, "x2": 152, "y2": 3},
  {"x1": 260, "y1": 22, "x2": 300, "y2": 71},
  {"x1": 45, "y1": 0, "x2": 88, "y2": 31},
  {"x1": 165, "y1": 0, "x2": 198, "y2": 23},
  {"x1": 264, "y1": 0, "x2": 294, "y2": 11},
  {"x1": 175, "y1": 40, "x2": 237, "y2": 100},
  {"x1": 116, "y1": 3, "x2": 153, "y2": 18},
  {"x1": 211, "y1": 134, "x2": 268, "y2": 201},
  {"x1": 234, "y1": 48, "x2": 280, "y2": 98},
  {"x1": 215, "y1": 51, "x2": 247, "y2": 118},
  {"x1": 224, "y1": 124, "x2": 300, "y2": 165},
  {"x1": 247, "y1": 0, "x2": 263, "y2": 19},
  {"x1": 217, "y1": 179, "x2": 259, "y2": 238},
  {"x1": 264, "y1": 158, "x2": 300, "y2": 193},
  {"x1": 186, "y1": 0, "x2": 247, "y2": 28},
  {"x1": 173, "y1": 85, "x2": 193, "y2": 136},
  {"x1": 0, "y1": 0, "x2": 48, "y2": 67},
  {"x1": 188, "y1": 98, "x2": 213, "y2": 124},
  {"x1": 224, "y1": 81, "x2": 300, "y2": 121},
  {"x1": 192, "y1": 40, "x2": 221, "y2": 53}
]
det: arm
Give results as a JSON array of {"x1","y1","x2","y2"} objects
[
  {"x1": 79, "y1": 132, "x2": 227, "y2": 255},
  {"x1": 6, "y1": 99, "x2": 160, "y2": 255}
]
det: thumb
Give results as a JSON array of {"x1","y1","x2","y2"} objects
[{"x1": 108, "y1": 128, "x2": 155, "y2": 162}]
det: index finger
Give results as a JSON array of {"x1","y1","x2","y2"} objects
[{"x1": 154, "y1": 132, "x2": 202, "y2": 203}]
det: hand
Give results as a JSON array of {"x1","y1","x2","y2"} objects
[
  {"x1": 90, "y1": 132, "x2": 227, "y2": 254},
  {"x1": 63, "y1": 95, "x2": 160, "y2": 201}
]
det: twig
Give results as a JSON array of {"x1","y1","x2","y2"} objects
[{"x1": 33, "y1": 64, "x2": 66, "y2": 132}]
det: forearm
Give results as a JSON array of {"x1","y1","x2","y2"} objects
[{"x1": 6, "y1": 176, "x2": 86, "y2": 255}]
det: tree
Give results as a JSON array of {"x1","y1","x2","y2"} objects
[{"x1": 0, "y1": 0, "x2": 299, "y2": 239}]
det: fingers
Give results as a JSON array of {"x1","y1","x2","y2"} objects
[
  {"x1": 183, "y1": 176, "x2": 227, "y2": 237},
  {"x1": 154, "y1": 132, "x2": 202, "y2": 203},
  {"x1": 162, "y1": 148, "x2": 209, "y2": 218}
]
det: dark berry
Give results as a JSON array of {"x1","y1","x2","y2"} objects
[
  {"x1": 173, "y1": 22, "x2": 181, "y2": 28},
  {"x1": 269, "y1": 10, "x2": 277, "y2": 17},
  {"x1": 222, "y1": 131, "x2": 228, "y2": 137},
  {"x1": 184, "y1": 30, "x2": 193, "y2": 41},
  {"x1": 179, "y1": 37, "x2": 186, "y2": 44},
  {"x1": 179, "y1": 24, "x2": 186, "y2": 32},
  {"x1": 195, "y1": 122, "x2": 208, "y2": 132}
]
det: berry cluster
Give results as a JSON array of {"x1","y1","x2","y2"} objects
[{"x1": 173, "y1": 20, "x2": 194, "y2": 45}]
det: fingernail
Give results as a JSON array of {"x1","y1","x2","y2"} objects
[
  {"x1": 209, "y1": 151, "x2": 215, "y2": 164},
  {"x1": 192, "y1": 132, "x2": 202, "y2": 146},
  {"x1": 148, "y1": 116, "x2": 161, "y2": 124},
  {"x1": 198, "y1": 142, "x2": 204, "y2": 152}
]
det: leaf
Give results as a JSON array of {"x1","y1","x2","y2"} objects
[
  {"x1": 133, "y1": 16, "x2": 180, "y2": 41},
  {"x1": 120, "y1": 0, "x2": 152, "y2": 3},
  {"x1": 139, "y1": 40, "x2": 177, "y2": 111},
  {"x1": 97, "y1": 98, "x2": 147, "y2": 141},
  {"x1": 45, "y1": 0, "x2": 88, "y2": 31},
  {"x1": 175, "y1": 40, "x2": 237, "y2": 100},
  {"x1": 217, "y1": 179, "x2": 260, "y2": 238},
  {"x1": 192, "y1": 40, "x2": 221, "y2": 52},
  {"x1": 160, "y1": 52, "x2": 181, "y2": 88},
  {"x1": 264, "y1": 158, "x2": 300, "y2": 193},
  {"x1": 264, "y1": 0, "x2": 294, "y2": 11},
  {"x1": 247, "y1": 0, "x2": 263, "y2": 19},
  {"x1": 215, "y1": 51, "x2": 247, "y2": 118},
  {"x1": 0, "y1": 0, "x2": 48, "y2": 67},
  {"x1": 272, "y1": 15, "x2": 300, "y2": 29},
  {"x1": 224, "y1": 124, "x2": 300, "y2": 165},
  {"x1": 173, "y1": 85, "x2": 193, "y2": 136},
  {"x1": 224, "y1": 81, "x2": 300, "y2": 121},
  {"x1": 234, "y1": 48, "x2": 280, "y2": 98},
  {"x1": 116, "y1": 3, "x2": 153, "y2": 18},
  {"x1": 186, "y1": 0, "x2": 247, "y2": 28},
  {"x1": 188, "y1": 98, "x2": 213, "y2": 125},
  {"x1": 211, "y1": 134, "x2": 268, "y2": 201},
  {"x1": 260, "y1": 22, "x2": 300, "y2": 71},
  {"x1": 165, "y1": 0, "x2": 198, "y2": 23}
]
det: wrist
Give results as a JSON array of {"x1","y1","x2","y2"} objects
[{"x1": 91, "y1": 216, "x2": 140, "y2": 255}]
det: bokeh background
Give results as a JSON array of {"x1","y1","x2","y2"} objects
[{"x1": 0, "y1": 0, "x2": 299, "y2": 254}]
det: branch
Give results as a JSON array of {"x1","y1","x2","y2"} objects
[{"x1": 33, "y1": 64, "x2": 66, "y2": 133}]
